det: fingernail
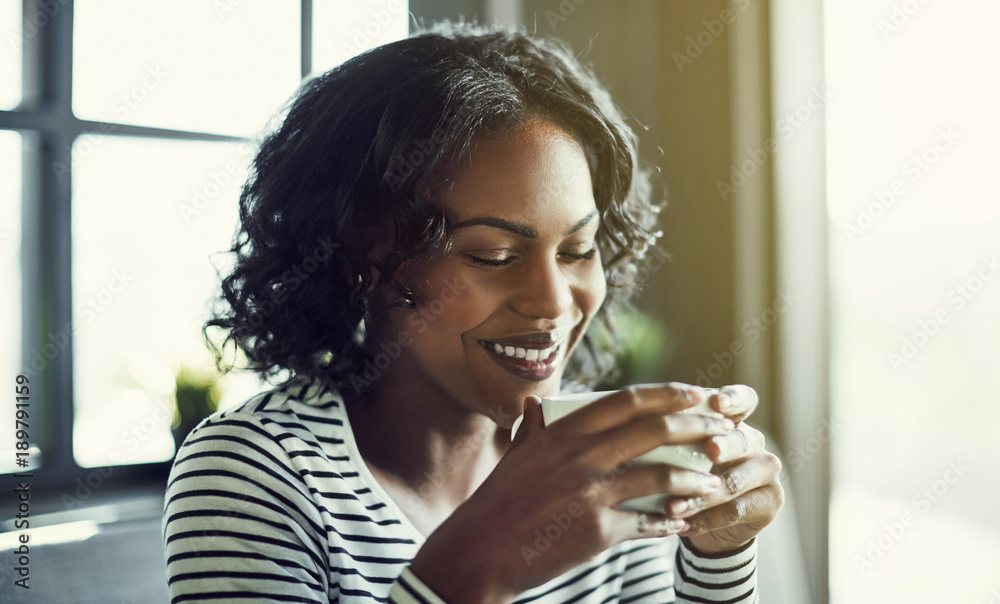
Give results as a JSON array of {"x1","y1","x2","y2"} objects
[
  {"x1": 722, "y1": 418, "x2": 735, "y2": 431},
  {"x1": 718, "y1": 393, "x2": 733, "y2": 412},
  {"x1": 669, "y1": 519, "x2": 687, "y2": 532},
  {"x1": 707, "y1": 475, "x2": 721, "y2": 489}
]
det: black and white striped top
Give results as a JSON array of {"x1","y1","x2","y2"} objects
[{"x1": 163, "y1": 377, "x2": 759, "y2": 603}]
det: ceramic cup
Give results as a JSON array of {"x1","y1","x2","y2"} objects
[{"x1": 510, "y1": 389, "x2": 724, "y2": 514}]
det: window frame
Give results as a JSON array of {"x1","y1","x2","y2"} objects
[
  {"x1": 768, "y1": 0, "x2": 831, "y2": 602},
  {"x1": 0, "y1": 0, "x2": 314, "y2": 492}
]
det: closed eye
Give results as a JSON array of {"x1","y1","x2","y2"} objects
[
  {"x1": 463, "y1": 253, "x2": 514, "y2": 267},
  {"x1": 561, "y1": 247, "x2": 598, "y2": 262}
]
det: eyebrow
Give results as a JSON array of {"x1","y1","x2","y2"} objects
[{"x1": 451, "y1": 210, "x2": 599, "y2": 238}]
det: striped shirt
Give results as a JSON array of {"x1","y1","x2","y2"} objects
[{"x1": 163, "y1": 376, "x2": 759, "y2": 603}]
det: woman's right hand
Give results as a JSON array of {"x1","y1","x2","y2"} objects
[{"x1": 408, "y1": 383, "x2": 735, "y2": 604}]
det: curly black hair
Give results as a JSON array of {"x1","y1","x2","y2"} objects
[{"x1": 205, "y1": 21, "x2": 662, "y2": 391}]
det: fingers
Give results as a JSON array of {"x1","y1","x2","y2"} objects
[
  {"x1": 613, "y1": 463, "x2": 722, "y2": 503},
  {"x1": 554, "y1": 383, "x2": 706, "y2": 435},
  {"x1": 703, "y1": 422, "x2": 766, "y2": 464},
  {"x1": 584, "y1": 411, "x2": 735, "y2": 468},
  {"x1": 600, "y1": 468, "x2": 784, "y2": 545},
  {"x1": 601, "y1": 506, "x2": 688, "y2": 542},
  {"x1": 665, "y1": 451, "x2": 782, "y2": 520},
  {"x1": 677, "y1": 482, "x2": 785, "y2": 538},
  {"x1": 709, "y1": 384, "x2": 759, "y2": 423},
  {"x1": 510, "y1": 396, "x2": 545, "y2": 446}
]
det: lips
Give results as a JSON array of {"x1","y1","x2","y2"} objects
[{"x1": 478, "y1": 333, "x2": 566, "y2": 381}]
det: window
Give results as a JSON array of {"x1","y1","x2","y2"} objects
[
  {"x1": 826, "y1": 1, "x2": 1000, "y2": 601},
  {"x1": 71, "y1": 136, "x2": 255, "y2": 467},
  {"x1": 1, "y1": 0, "x2": 408, "y2": 483},
  {"x1": 1, "y1": 2, "x2": 21, "y2": 110},
  {"x1": 0, "y1": 131, "x2": 23, "y2": 473}
]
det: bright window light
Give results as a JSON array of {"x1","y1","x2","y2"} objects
[
  {"x1": 0, "y1": 131, "x2": 22, "y2": 463},
  {"x1": 312, "y1": 0, "x2": 409, "y2": 74},
  {"x1": 825, "y1": 0, "x2": 1000, "y2": 601},
  {"x1": 0, "y1": 1, "x2": 21, "y2": 110},
  {"x1": 73, "y1": 1, "x2": 301, "y2": 136},
  {"x1": 71, "y1": 136, "x2": 265, "y2": 468}
]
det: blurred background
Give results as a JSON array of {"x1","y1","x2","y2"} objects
[{"x1": 1, "y1": 1, "x2": 998, "y2": 602}]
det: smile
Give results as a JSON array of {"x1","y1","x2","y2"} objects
[
  {"x1": 477, "y1": 336, "x2": 565, "y2": 382},
  {"x1": 479, "y1": 341, "x2": 559, "y2": 362}
]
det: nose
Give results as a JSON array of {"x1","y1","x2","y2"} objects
[{"x1": 509, "y1": 258, "x2": 575, "y2": 320}]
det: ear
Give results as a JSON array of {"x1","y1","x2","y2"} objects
[{"x1": 351, "y1": 224, "x2": 394, "y2": 295}]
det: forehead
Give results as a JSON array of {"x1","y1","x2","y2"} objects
[{"x1": 437, "y1": 120, "x2": 597, "y2": 230}]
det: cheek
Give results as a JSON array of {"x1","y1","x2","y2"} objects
[{"x1": 410, "y1": 270, "x2": 497, "y2": 338}]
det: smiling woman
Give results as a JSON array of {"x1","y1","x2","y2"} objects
[{"x1": 162, "y1": 21, "x2": 782, "y2": 604}]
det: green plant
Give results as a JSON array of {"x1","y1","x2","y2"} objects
[
  {"x1": 171, "y1": 365, "x2": 222, "y2": 448},
  {"x1": 593, "y1": 306, "x2": 676, "y2": 390}
]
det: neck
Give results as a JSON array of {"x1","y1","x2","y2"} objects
[{"x1": 344, "y1": 359, "x2": 511, "y2": 508}]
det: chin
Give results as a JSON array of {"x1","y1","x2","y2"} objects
[{"x1": 484, "y1": 375, "x2": 578, "y2": 434}]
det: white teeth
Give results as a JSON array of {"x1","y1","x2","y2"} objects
[{"x1": 483, "y1": 341, "x2": 559, "y2": 361}]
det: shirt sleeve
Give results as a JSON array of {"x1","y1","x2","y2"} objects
[
  {"x1": 162, "y1": 413, "x2": 330, "y2": 603},
  {"x1": 389, "y1": 536, "x2": 758, "y2": 604},
  {"x1": 387, "y1": 567, "x2": 450, "y2": 604},
  {"x1": 675, "y1": 536, "x2": 758, "y2": 603}
]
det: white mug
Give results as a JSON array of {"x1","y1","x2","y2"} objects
[{"x1": 510, "y1": 389, "x2": 723, "y2": 514}]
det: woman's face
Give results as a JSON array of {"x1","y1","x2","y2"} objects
[{"x1": 372, "y1": 119, "x2": 607, "y2": 427}]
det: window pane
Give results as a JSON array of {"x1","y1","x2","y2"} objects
[
  {"x1": 73, "y1": 1, "x2": 301, "y2": 136},
  {"x1": 826, "y1": 0, "x2": 1000, "y2": 602},
  {"x1": 312, "y1": 0, "x2": 409, "y2": 73},
  {"x1": 72, "y1": 136, "x2": 265, "y2": 468},
  {"x1": 0, "y1": 1, "x2": 22, "y2": 110},
  {"x1": 0, "y1": 131, "x2": 23, "y2": 472}
]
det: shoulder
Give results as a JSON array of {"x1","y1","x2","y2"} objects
[
  {"x1": 175, "y1": 375, "x2": 346, "y2": 455},
  {"x1": 166, "y1": 375, "x2": 351, "y2": 496},
  {"x1": 163, "y1": 375, "x2": 353, "y2": 530}
]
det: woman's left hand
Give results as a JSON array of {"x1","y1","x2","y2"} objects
[{"x1": 666, "y1": 384, "x2": 785, "y2": 554}]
